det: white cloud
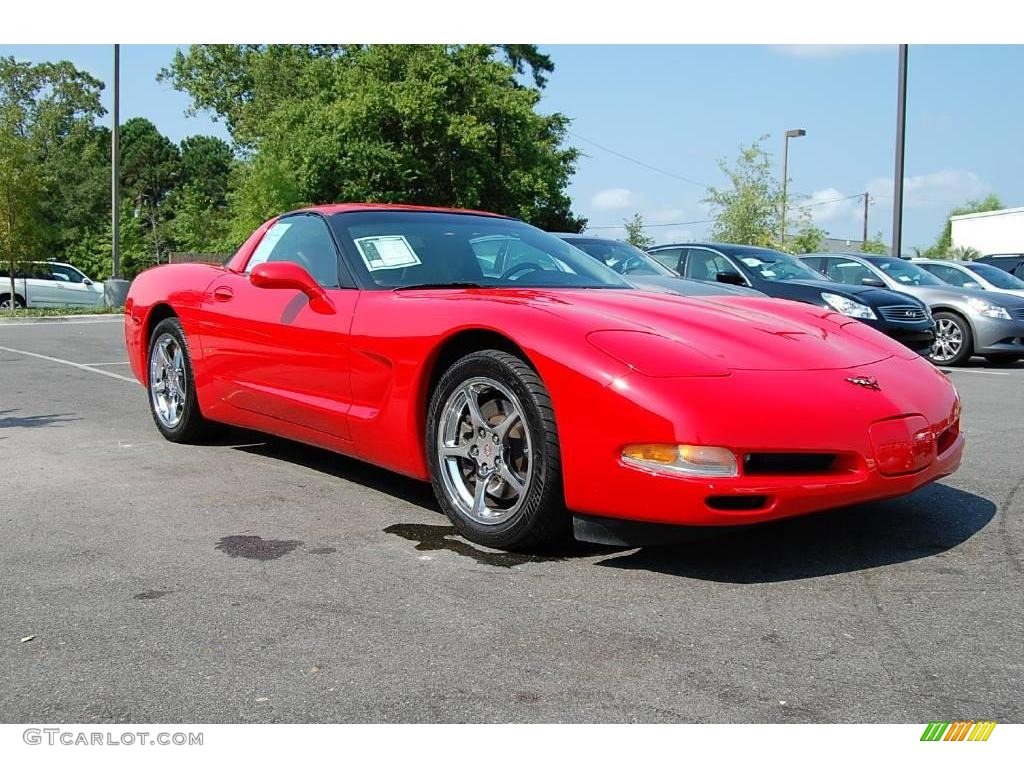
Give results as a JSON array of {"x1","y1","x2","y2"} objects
[
  {"x1": 591, "y1": 188, "x2": 638, "y2": 211},
  {"x1": 771, "y1": 45, "x2": 892, "y2": 58},
  {"x1": 799, "y1": 187, "x2": 862, "y2": 225},
  {"x1": 866, "y1": 170, "x2": 990, "y2": 209}
]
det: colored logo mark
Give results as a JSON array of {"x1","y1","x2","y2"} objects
[{"x1": 921, "y1": 721, "x2": 997, "y2": 741}]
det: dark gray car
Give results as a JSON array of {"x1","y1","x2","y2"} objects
[
  {"x1": 554, "y1": 234, "x2": 764, "y2": 298},
  {"x1": 802, "y1": 252, "x2": 1024, "y2": 366}
]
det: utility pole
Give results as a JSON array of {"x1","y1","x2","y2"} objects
[
  {"x1": 780, "y1": 128, "x2": 806, "y2": 247},
  {"x1": 111, "y1": 44, "x2": 120, "y2": 279},
  {"x1": 862, "y1": 192, "x2": 869, "y2": 249},
  {"x1": 104, "y1": 43, "x2": 130, "y2": 307},
  {"x1": 891, "y1": 44, "x2": 908, "y2": 258}
]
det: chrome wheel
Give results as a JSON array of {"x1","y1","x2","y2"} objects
[
  {"x1": 149, "y1": 332, "x2": 187, "y2": 429},
  {"x1": 436, "y1": 377, "x2": 533, "y2": 526},
  {"x1": 932, "y1": 318, "x2": 963, "y2": 363}
]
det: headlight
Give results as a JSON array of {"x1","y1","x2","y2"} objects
[
  {"x1": 966, "y1": 296, "x2": 1011, "y2": 320},
  {"x1": 622, "y1": 444, "x2": 738, "y2": 477},
  {"x1": 821, "y1": 292, "x2": 877, "y2": 320}
]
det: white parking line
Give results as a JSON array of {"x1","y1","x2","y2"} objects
[{"x1": 0, "y1": 345, "x2": 139, "y2": 384}]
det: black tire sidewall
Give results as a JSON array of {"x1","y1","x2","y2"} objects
[
  {"x1": 426, "y1": 350, "x2": 566, "y2": 550},
  {"x1": 930, "y1": 311, "x2": 974, "y2": 366}
]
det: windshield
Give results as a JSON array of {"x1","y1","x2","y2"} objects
[
  {"x1": 872, "y1": 259, "x2": 945, "y2": 286},
  {"x1": 329, "y1": 212, "x2": 629, "y2": 290},
  {"x1": 968, "y1": 262, "x2": 1024, "y2": 290},
  {"x1": 564, "y1": 239, "x2": 675, "y2": 277},
  {"x1": 734, "y1": 250, "x2": 827, "y2": 282}
]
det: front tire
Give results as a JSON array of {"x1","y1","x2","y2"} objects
[
  {"x1": 426, "y1": 350, "x2": 569, "y2": 551},
  {"x1": 147, "y1": 317, "x2": 216, "y2": 443},
  {"x1": 929, "y1": 312, "x2": 974, "y2": 366}
]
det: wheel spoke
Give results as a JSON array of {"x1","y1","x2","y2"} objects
[
  {"x1": 493, "y1": 410, "x2": 520, "y2": 441},
  {"x1": 499, "y1": 463, "x2": 525, "y2": 496},
  {"x1": 472, "y1": 476, "x2": 489, "y2": 515},
  {"x1": 440, "y1": 442, "x2": 472, "y2": 459},
  {"x1": 463, "y1": 385, "x2": 487, "y2": 430}
]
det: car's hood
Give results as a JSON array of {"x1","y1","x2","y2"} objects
[
  {"x1": 899, "y1": 283, "x2": 1024, "y2": 308},
  {"x1": 760, "y1": 279, "x2": 916, "y2": 308},
  {"x1": 528, "y1": 288, "x2": 898, "y2": 371},
  {"x1": 626, "y1": 274, "x2": 765, "y2": 298}
]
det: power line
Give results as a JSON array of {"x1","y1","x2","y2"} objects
[
  {"x1": 568, "y1": 131, "x2": 710, "y2": 188},
  {"x1": 586, "y1": 217, "x2": 717, "y2": 231}
]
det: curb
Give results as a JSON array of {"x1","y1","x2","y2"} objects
[{"x1": 0, "y1": 313, "x2": 124, "y2": 325}]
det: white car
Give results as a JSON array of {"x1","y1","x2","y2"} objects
[{"x1": 0, "y1": 261, "x2": 105, "y2": 309}]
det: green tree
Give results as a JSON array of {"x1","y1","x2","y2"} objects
[
  {"x1": 623, "y1": 213, "x2": 654, "y2": 250},
  {"x1": 926, "y1": 194, "x2": 1003, "y2": 256},
  {"x1": 120, "y1": 117, "x2": 181, "y2": 264},
  {"x1": 162, "y1": 45, "x2": 585, "y2": 233},
  {"x1": 789, "y1": 223, "x2": 825, "y2": 254},
  {"x1": 704, "y1": 138, "x2": 785, "y2": 248},
  {"x1": 862, "y1": 233, "x2": 889, "y2": 255},
  {"x1": 948, "y1": 244, "x2": 982, "y2": 261},
  {"x1": 0, "y1": 56, "x2": 109, "y2": 278},
  {"x1": 0, "y1": 115, "x2": 46, "y2": 310}
]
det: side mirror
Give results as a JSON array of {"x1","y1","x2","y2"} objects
[
  {"x1": 83, "y1": 277, "x2": 93, "y2": 286},
  {"x1": 861, "y1": 276, "x2": 885, "y2": 288},
  {"x1": 715, "y1": 271, "x2": 745, "y2": 286},
  {"x1": 249, "y1": 262, "x2": 335, "y2": 314},
  {"x1": 963, "y1": 280, "x2": 982, "y2": 289}
]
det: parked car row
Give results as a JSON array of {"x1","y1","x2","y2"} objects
[
  {"x1": 548, "y1": 234, "x2": 1023, "y2": 368},
  {"x1": 0, "y1": 261, "x2": 105, "y2": 309}
]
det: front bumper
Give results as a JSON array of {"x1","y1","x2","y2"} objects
[
  {"x1": 972, "y1": 315, "x2": 1024, "y2": 355},
  {"x1": 558, "y1": 355, "x2": 963, "y2": 528},
  {"x1": 863, "y1": 318, "x2": 935, "y2": 355}
]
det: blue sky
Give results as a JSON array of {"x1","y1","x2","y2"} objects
[{"x1": 3, "y1": 44, "x2": 1021, "y2": 250}]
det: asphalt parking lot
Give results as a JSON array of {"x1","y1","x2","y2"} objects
[{"x1": 1, "y1": 316, "x2": 1022, "y2": 723}]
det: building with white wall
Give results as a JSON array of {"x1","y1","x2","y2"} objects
[{"x1": 950, "y1": 207, "x2": 1024, "y2": 255}]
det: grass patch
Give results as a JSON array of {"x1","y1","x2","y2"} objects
[{"x1": 1, "y1": 306, "x2": 123, "y2": 318}]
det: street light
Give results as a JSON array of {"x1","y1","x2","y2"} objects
[{"x1": 780, "y1": 128, "x2": 806, "y2": 247}]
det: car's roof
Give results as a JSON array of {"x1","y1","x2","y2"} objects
[
  {"x1": 653, "y1": 242, "x2": 790, "y2": 257},
  {"x1": 913, "y1": 258, "x2": 973, "y2": 267},
  {"x1": 297, "y1": 202, "x2": 510, "y2": 219}
]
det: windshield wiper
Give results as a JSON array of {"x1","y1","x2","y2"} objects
[{"x1": 393, "y1": 281, "x2": 488, "y2": 291}]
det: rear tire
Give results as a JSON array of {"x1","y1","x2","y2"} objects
[
  {"x1": 426, "y1": 349, "x2": 569, "y2": 551},
  {"x1": 929, "y1": 312, "x2": 974, "y2": 367},
  {"x1": 0, "y1": 293, "x2": 25, "y2": 310},
  {"x1": 146, "y1": 317, "x2": 218, "y2": 443}
]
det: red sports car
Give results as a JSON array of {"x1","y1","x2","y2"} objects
[{"x1": 124, "y1": 204, "x2": 964, "y2": 550}]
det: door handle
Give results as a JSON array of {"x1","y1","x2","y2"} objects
[{"x1": 213, "y1": 286, "x2": 234, "y2": 302}]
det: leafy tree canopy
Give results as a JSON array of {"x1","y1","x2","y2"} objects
[
  {"x1": 926, "y1": 194, "x2": 1003, "y2": 257},
  {"x1": 162, "y1": 44, "x2": 584, "y2": 235}
]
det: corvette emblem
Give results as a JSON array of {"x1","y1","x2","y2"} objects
[{"x1": 846, "y1": 376, "x2": 881, "y2": 391}]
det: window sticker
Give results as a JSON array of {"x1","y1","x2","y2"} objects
[
  {"x1": 247, "y1": 222, "x2": 292, "y2": 270},
  {"x1": 354, "y1": 235, "x2": 422, "y2": 271}
]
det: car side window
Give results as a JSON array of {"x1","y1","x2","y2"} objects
[
  {"x1": 246, "y1": 215, "x2": 341, "y2": 288},
  {"x1": 649, "y1": 248, "x2": 684, "y2": 273},
  {"x1": 821, "y1": 258, "x2": 875, "y2": 286},
  {"x1": 685, "y1": 249, "x2": 741, "y2": 282},
  {"x1": 922, "y1": 263, "x2": 973, "y2": 287},
  {"x1": 48, "y1": 265, "x2": 85, "y2": 284}
]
